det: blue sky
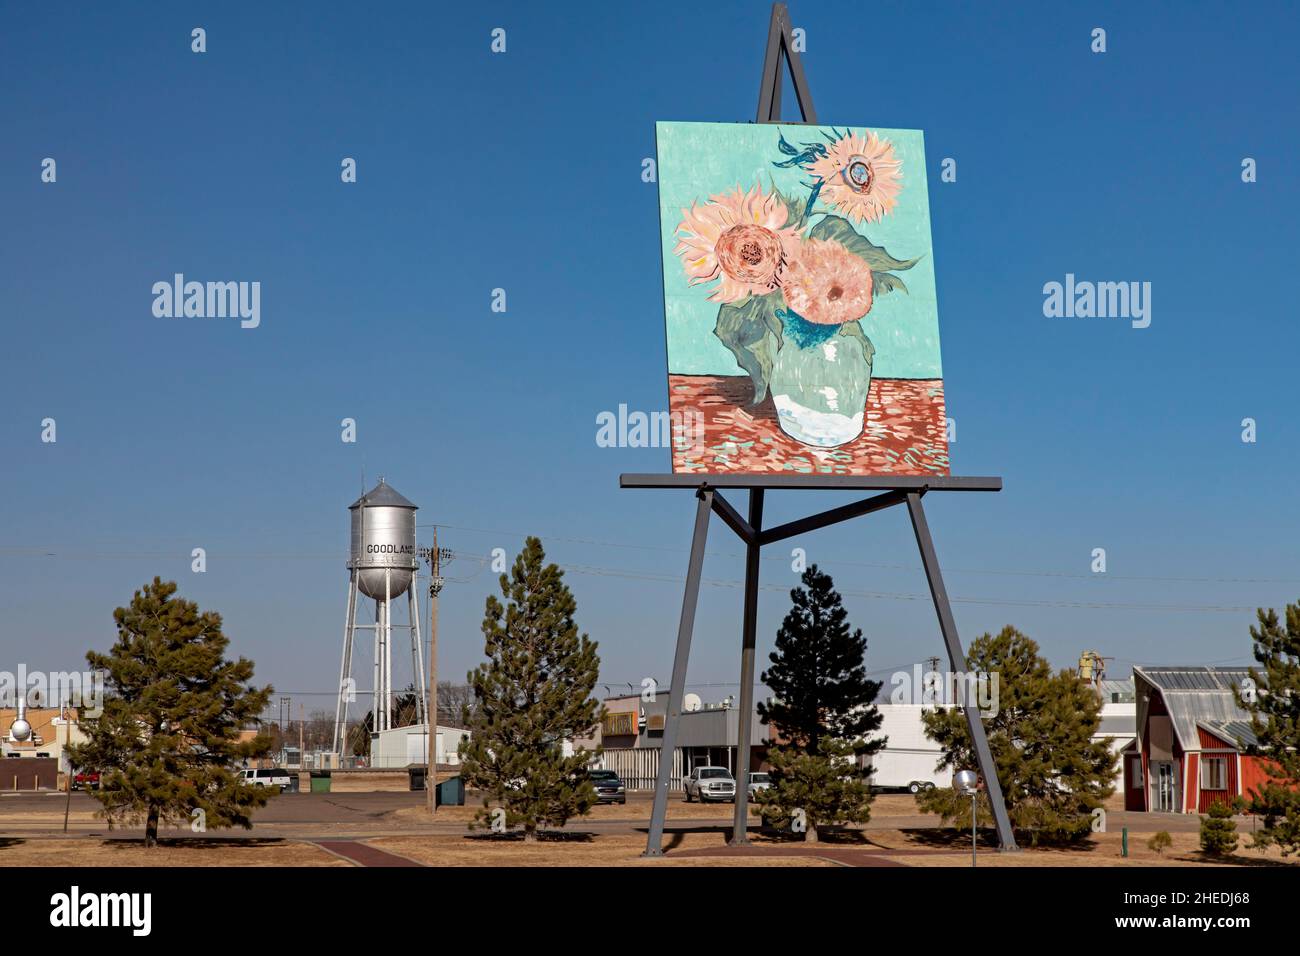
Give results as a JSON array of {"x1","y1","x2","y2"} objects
[{"x1": 2, "y1": 1, "x2": 1297, "y2": 720}]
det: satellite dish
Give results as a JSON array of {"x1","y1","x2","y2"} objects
[{"x1": 683, "y1": 693, "x2": 702, "y2": 713}]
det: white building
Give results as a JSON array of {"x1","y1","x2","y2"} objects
[
  {"x1": 370, "y1": 723, "x2": 470, "y2": 769},
  {"x1": 1095, "y1": 678, "x2": 1137, "y2": 783},
  {"x1": 867, "y1": 705, "x2": 951, "y2": 791}
]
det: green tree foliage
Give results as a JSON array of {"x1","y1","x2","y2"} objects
[
  {"x1": 763, "y1": 737, "x2": 873, "y2": 842},
  {"x1": 1199, "y1": 798, "x2": 1243, "y2": 856},
  {"x1": 458, "y1": 537, "x2": 602, "y2": 841},
  {"x1": 756, "y1": 565, "x2": 883, "y2": 841},
  {"x1": 917, "y1": 626, "x2": 1116, "y2": 845},
  {"x1": 67, "y1": 578, "x2": 274, "y2": 848},
  {"x1": 1240, "y1": 602, "x2": 1300, "y2": 855}
]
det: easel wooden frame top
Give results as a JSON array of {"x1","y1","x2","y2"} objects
[{"x1": 626, "y1": 3, "x2": 1019, "y2": 856}]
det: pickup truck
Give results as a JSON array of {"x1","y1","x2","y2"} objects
[
  {"x1": 241, "y1": 767, "x2": 293, "y2": 791},
  {"x1": 682, "y1": 766, "x2": 736, "y2": 803},
  {"x1": 587, "y1": 769, "x2": 627, "y2": 805}
]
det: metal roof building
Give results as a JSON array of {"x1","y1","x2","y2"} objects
[{"x1": 1125, "y1": 666, "x2": 1270, "y2": 814}]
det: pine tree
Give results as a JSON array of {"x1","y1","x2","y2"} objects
[
  {"x1": 1200, "y1": 798, "x2": 1242, "y2": 856},
  {"x1": 756, "y1": 564, "x2": 883, "y2": 842},
  {"x1": 918, "y1": 626, "x2": 1116, "y2": 845},
  {"x1": 1240, "y1": 602, "x2": 1300, "y2": 855},
  {"x1": 459, "y1": 537, "x2": 602, "y2": 841},
  {"x1": 66, "y1": 578, "x2": 274, "y2": 848}
]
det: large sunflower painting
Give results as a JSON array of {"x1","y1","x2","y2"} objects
[{"x1": 656, "y1": 120, "x2": 949, "y2": 476}]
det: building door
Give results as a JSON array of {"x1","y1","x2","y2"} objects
[{"x1": 1152, "y1": 761, "x2": 1176, "y2": 812}]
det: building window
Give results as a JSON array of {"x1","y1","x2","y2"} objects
[
  {"x1": 1201, "y1": 757, "x2": 1228, "y2": 791},
  {"x1": 1127, "y1": 755, "x2": 1143, "y2": 787}
]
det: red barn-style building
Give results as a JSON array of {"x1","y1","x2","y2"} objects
[{"x1": 1124, "y1": 666, "x2": 1271, "y2": 813}]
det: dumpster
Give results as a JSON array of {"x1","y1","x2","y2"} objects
[
  {"x1": 408, "y1": 766, "x2": 427, "y2": 792},
  {"x1": 309, "y1": 771, "x2": 331, "y2": 793},
  {"x1": 435, "y1": 775, "x2": 464, "y2": 806}
]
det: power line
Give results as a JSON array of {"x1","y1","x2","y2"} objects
[
  {"x1": 418, "y1": 523, "x2": 1300, "y2": 587},
  {"x1": 0, "y1": 539, "x2": 1286, "y2": 614}
]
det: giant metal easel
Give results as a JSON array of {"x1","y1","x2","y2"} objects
[{"x1": 631, "y1": 3, "x2": 1018, "y2": 856}]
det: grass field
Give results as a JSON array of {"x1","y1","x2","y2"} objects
[
  {"x1": 368, "y1": 832, "x2": 837, "y2": 866},
  {"x1": 0, "y1": 837, "x2": 348, "y2": 867},
  {"x1": 4, "y1": 790, "x2": 1296, "y2": 867}
]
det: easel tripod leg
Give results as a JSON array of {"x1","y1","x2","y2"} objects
[
  {"x1": 730, "y1": 489, "x2": 764, "y2": 845},
  {"x1": 905, "y1": 492, "x2": 1019, "y2": 852},
  {"x1": 644, "y1": 488, "x2": 714, "y2": 858}
]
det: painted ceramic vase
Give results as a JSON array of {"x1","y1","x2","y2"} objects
[{"x1": 769, "y1": 314, "x2": 872, "y2": 447}]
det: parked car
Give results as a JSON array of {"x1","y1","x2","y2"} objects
[
  {"x1": 71, "y1": 770, "x2": 101, "y2": 791},
  {"x1": 683, "y1": 766, "x2": 736, "y2": 803},
  {"x1": 241, "y1": 767, "x2": 293, "y2": 791},
  {"x1": 587, "y1": 769, "x2": 627, "y2": 805},
  {"x1": 746, "y1": 771, "x2": 771, "y2": 800}
]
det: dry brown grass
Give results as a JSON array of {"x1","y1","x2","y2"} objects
[
  {"x1": 0, "y1": 837, "x2": 349, "y2": 867},
  {"x1": 868, "y1": 826, "x2": 1300, "y2": 867},
  {"x1": 369, "y1": 832, "x2": 835, "y2": 866}
]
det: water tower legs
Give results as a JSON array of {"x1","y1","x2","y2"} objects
[
  {"x1": 409, "y1": 584, "x2": 428, "y2": 727},
  {"x1": 333, "y1": 574, "x2": 360, "y2": 756}
]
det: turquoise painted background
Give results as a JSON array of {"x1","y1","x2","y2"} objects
[{"x1": 657, "y1": 120, "x2": 943, "y2": 380}]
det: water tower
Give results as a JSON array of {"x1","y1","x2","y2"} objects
[{"x1": 333, "y1": 478, "x2": 428, "y2": 755}]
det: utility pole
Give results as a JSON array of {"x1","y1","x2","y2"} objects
[
  {"x1": 62, "y1": 700, "x2": 72, "y2": 832},
  {"x1": 424, "y1": 529, "x2": 442, "y2": 814}
]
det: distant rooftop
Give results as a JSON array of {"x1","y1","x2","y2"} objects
[
  {"x1": 1135, "y1": 666, "x2": 1253, "y2": 692},
  {"x1": 1135, "y1": 666, "x2": 1254, "y2": 751}
]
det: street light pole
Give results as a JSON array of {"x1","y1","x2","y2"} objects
[
  {"x1": 424, "y1": 530, "x2": 442, "y2": 814},
  {"x1": 63, "y1": 701, "x2": 73, "y2": 832},
  {"x1": 955, "y1": 768, "x2": 979, "y2": 868}
]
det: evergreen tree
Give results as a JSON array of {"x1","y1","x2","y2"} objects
[
  {"x1": 756, "y1": 564, "x2": 883, "y2": 842},
  {"x1": 1200, "y1": 798, "x2": 1242, "y2": 856},
  {"x1": 459, "y1": 537, "x2": 602, "y2": 841},
  {"x1": 1240, "y1": 602, "x2": 1300, "y2": 855},
  {"x1": 918, "y1": 626, "x2": 1115, "y2": 845},
  {"x1": 67, "y1": 578, "x2": 274, "y2": 848}
]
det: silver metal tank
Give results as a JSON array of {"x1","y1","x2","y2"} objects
[{"x1": 348, "y1": 478, "x2": 418, "y2": 599}]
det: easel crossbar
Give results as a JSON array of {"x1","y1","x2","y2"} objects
[
  {"x1": 759, "y1": 488, "x2": 908, "y2": 545},
  {"x1": 709, "y1": 491, "x2": 756, "y2": 544}
]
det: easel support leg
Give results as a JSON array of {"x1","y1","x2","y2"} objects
[
  {"x1": 729, "y1": 489, "x2": 764, "y2": 845},
  {"x1": 644, "y1": 488, "x2": 714, "y2": 857},
  {"x1": 906, "y1": 492, "x2": 1019, "y2": 852}
]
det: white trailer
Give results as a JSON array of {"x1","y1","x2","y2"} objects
[{"x1": 867, "y1": 705, "x2": 952, "y2": 792}]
